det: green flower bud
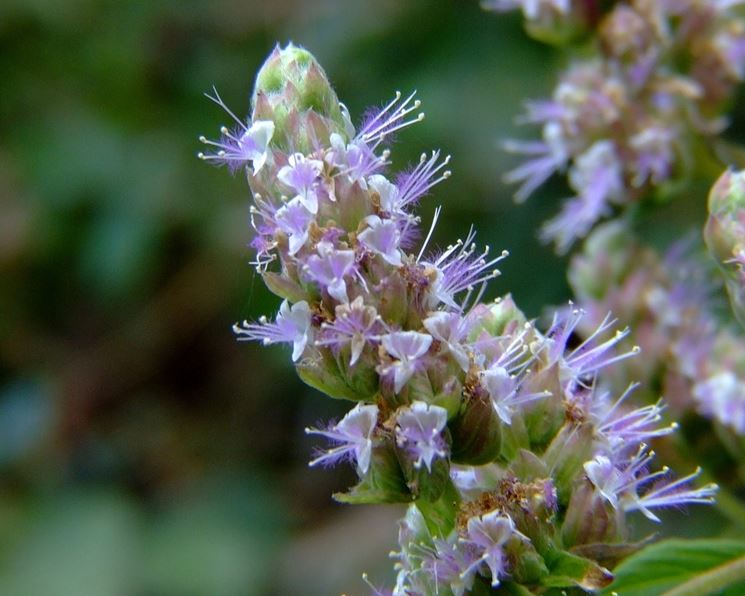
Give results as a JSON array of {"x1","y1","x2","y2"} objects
[
  {"x1": 398, "y1": 448, "x2": 451, "y2": 503},
  {"x1": 561, "y1": 479, "x2": 623, "y2": 548},
  {"x1": 542, "y1": 422, "x2": 594, "y2": 503},
  {"x1": 467, "y1": 294, "x2": 527, "y2": 341},
  {"x1": 296, "y1": 348, "x2": 377, "y2": 401},
  {"x1": 251, "y1": 43, "x2": 351, "y2": 152},
  {"x1": 334, "y1": 437, "x2": 410, "y2": 504},
  {"x1": 450, "y1": 381, "x2": 502, "y2": 465}
]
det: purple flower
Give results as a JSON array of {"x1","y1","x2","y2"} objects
[
  {"x1": 628, "y1": 468, "x2": 719, "y2": 523},
  {"x1": 316, "y1": 297, "x2": 382, "y2": 366},
  {"x1": 629, "y1": 125, "x2": 676, "y2": 187},
  {"x1": 233, "y1": 299, "x2": 312, "y2": 362},
  {"x1": 305, "y1": 403, "x2": 379, "y2": 475},
  {"x1": 199, "y1": 88, "x2": 274, "y2": 172},
  {"x1": 274, "y1": 197, "x2": 314, "y2": 255},
  {"x1": 277, "y1": 152, "x2": 324, "y2": 213},
  {"x1": 583, "y1": 454, "x2": 629, "y2": 511},
  {"x1": 461, "y1": 511, "x2": 523, "y2": 588},
  {"x1": 502, "y1": 123, "x2": 569, "y2": 202},
  {"x1": 367, "y1": 174, "x2": 401, "y2": 214},
  {"x1": 395, "y1": 150, "x2": 452, "y2": 210},
  {"x1": 327, "y1": 133, "x2": 382, "y2": 181},
  {"x1": 358, "y1": 215, "x2": 403, "y2": 267},
  {"x1": 304, "y1": 241, "x2": 357, "y2": 303},
  {"x1": 381, "y1": 331, "x2": 433, "y2": 393},
  {"x1": 395, "y1": 401, "x2": 449, "y2": 471},
  {"x1": 546, "y1": 308, "x2": 639, "y2": 394},
  {"x1": 584, "y1": 448, "x2": 718, "y2": 523},
  {"x1": 594, "y1": 384, "x2": 677, "y2": 450},
  {"x1": 423, "y1": 229, "x2": 509, "y2": 311},
  {"x1": 422, "y1": 537, "x2": 479, "y2": 596},
  {"x1": 357, "y1": 90, "x2": 424, "y2": 147},
  {"x1": 480, "y1": 365, "x2": 549, "y2": 425},
  {"x1": 422, "y1": 311, "x2": 471, "y2": 372}
]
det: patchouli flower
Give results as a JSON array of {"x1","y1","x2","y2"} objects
[
  {"x1": 278, "y1": 152, "x2": 324, "y2": 213},
  {"x1": 305, "y1": 241, "x2": 357, "y2": 303},
  {"x1": 461, "y1": 511, "x2": 523, "y2": 588},
  {"x1": 694, "y1": 372, "x2": 745, "y2": 435},
  {"x1": 316, "y1": 297, "x2": 382, "y2": 366},
  {"x1": 381, "y1": 331, "x2": 433, "y2": 393},
  {"x1": 395, "y1": 401, "x2": 449, "y2": 471},
  {"x1": 306, "y1": 403, "x2": 378, "y2": 474},
  {"x1": 275, "y1": 197, "x2": 314, "y2": 255},
  {"x1": 233, "y1": 299, "x2": 312, "y2": 362},
  {"x1": 358, "y1": 215, "x2": 403, "y2": 267},
  {"x1": 199, "y1": 88, "x2": 275, "y2": 172}
]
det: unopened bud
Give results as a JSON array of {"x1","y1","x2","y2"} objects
[
  {"x1": 251, "y1": 43, "x2": 350, "y2": 152},
  {"x1": 561, "y1": 479, "x2": 623, "y2": 547},
  {"x1": 334, "y1": 438, "x2": 411, "y2": 504},
  {"x1": 704, "y1": 169, "x2": 745, "y2": 328}
]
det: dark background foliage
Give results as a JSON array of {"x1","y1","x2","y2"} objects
[{"x1": 2, "y1": 1, "x2": 727, "y2": 594}]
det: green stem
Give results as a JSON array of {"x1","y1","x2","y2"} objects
[{"x1": 662, "y1": 553, "x2": 745, "y2": 596}]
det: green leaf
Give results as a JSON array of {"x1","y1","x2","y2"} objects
[{"x1": 603, "y1": 539, "x2": 745, "y2": 596}]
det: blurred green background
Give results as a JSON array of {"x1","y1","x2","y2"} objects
[{"x1": 0, "y1": 1, "x2": 700, "y2": 594}]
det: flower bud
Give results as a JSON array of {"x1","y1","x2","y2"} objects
[
  {"x1": 296, "y1": 348, "x2": 377, "y2": 401},
  {"x1": 542, "y1": 422, "x2": 594, "y2": 502},
  {"x1": 520, "y1": 367, "x2": 565, "y2": 449},
  {"x1": 251, "y1": 43, "x2": 350, "y2": 153},
  {"x1": 466, "y1": 294, "x2": 527, "y2": 341},
  {"x1": 334, "y1": 436, "x2": 411, "y2": 504},
  {"x1": 505, "y1": 537, "x2": 550, "y2": 585},
  {"x1": 450, "y1": 381, "x2": 502, "y2": 465},
  {"x1": 705, "y1": 169, "x2": 745, "y2": 328},
  {"x1": 561, "y1": 478, "x2": 623, "y2": 548}
]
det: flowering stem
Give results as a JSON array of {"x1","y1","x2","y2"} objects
[{"x1": 662, "y1": 553, "x2": 745, "y2": 596}]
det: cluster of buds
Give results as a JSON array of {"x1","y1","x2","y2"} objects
[
  {"x1": 570, "y1": 221, "x2": 745, "y2": 449},
  {"x1": 201, "y1": 45, "x2": 716, "y2": 593},
  {"x1": 490, "y1": 0, "x2": 745, "y2": 252},
  {"x1": 705, "y1": 168, "x2": 745, "y2": 329}
]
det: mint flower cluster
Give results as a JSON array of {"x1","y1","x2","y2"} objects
[
  {"x1": 490, "y1": 0, "x2": 745, "y2": 252},
  {"x1": 200, "y1": 45, "x2": 716, "y2": 592}
]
